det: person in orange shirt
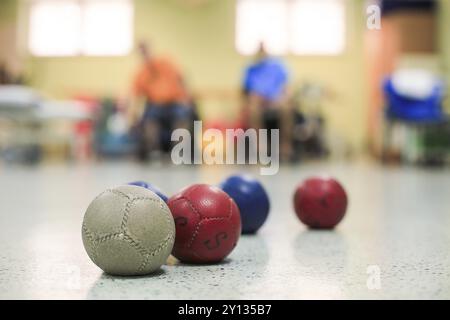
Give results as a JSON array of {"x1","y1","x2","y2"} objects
[{"x1": 130, "y1": 41, "x2": 193, "y2": 160}]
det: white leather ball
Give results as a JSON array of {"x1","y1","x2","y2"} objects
[{"x1": 82, "y1": 185, "x2": 175, "y2": 276}]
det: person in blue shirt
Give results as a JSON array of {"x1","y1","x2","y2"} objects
[{"x1": 241, "y1": 43, "x2": 292, "y2": 159}]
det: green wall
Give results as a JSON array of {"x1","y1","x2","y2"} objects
[
  {"x1": 0, "y1": 0, "x2": 19, "y2": 73},
  {"x1": 439, "y1": 0, "x2": 450, "y2": 94},
  {"x1": 26, "y1": 0, "x2": 246, "y2": 97},
  {"x1": 5, "y1": 0, "x2": 371, "y2": 150},
  {"x1": 0, "y1": 0, "x2": 16, "y2": 23}
]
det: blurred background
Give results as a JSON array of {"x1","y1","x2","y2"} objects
[
  {"x1": 3, "y1": 0, "x2": 450, "y2": 300},
  {"x1": 0, "y1": 0, "x2": 449, "y2": 167}
]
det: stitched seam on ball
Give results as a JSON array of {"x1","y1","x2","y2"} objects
[
  {"x1": 123, "y1": 232, "x2": 147, "y2": 256},
  {"x1": 200, "y1": 198, "x2": 234, "y2": 221},
  {"x1": 96, "y1": 232, "x2": 124, "y2": 243},
  {"x1": 170, "y1": 196, "x2": 202, "y2": 248},
  {"x1": 183, "y1": 184, "x2": 203, "y2": 199},
  {"x1": 82, "y1": 224, "x2": 96, "y2": 243},
  {"x1": 120, "y1": 199, "x2": 132, "y2": 230},
  {"x1": 91, "y1": 190, "x2": 107, "y2": 203},
  {"x1": 159, "y1": 199, "x2": 174, "y2": 240},
  {"x1": 186, "y1": 198, "x2": 234, "y2": 248},
  {"x1": 170, "y1": 196, "x2": 203, "y2": 220},
  {"x1": 181, "y1": 194, "x2": 212, "y2": 248},
  {"x1": 121, "y1": 197, "x2": 174, "y2": 273},
  {"x1": 108, "y1": 189, "x2": 131, "y2": 200},
  {"x1": 122, "y1": 232, "x2": 150, "y2": 273},
  {"x1": 138, "y1": 234, "x2": 174, "y2": 271},
  {"x1": 130, "y1": 196, "x2": 161, "y2": 204},
  {"x1": 137, "y1": 234, "x2": 175, "y2": 272},
  {"x1": 186, "y1": 216, "x2": 230, "y2": 248},
  {"x1": 82, "y1": 225, "x2": 122, "y2": 248},
  {"x1": 187, "y1": 222, "x2": 202, "y2": 248},
  {"x1": 125, "y1": 197, "x2": 173, "y2": 236},
  {"x1": 123, "y1": 197, "x2": 164, "y2": 230},
  {"x1": 90, "y1": 189, "x2": 130, "y2": 208},
  {"x1": 82, "y1": 224, "x2": 99, "y2": 261}
]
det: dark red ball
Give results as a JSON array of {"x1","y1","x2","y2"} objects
[
  {"x1": 167, "y1": 184, "x2": 241, "y2": 263},
  {"x1": 293, "y1": 177, "x2": 348, "y2": 229}
]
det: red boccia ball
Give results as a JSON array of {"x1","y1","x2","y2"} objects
[
  {"x1": 293, "y1": 177, "x2": 348, "y2": 229},
  {"x1": 167, "y1": 184, "x2": 242, "y2": 263}
]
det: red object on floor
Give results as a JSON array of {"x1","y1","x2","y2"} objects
[
  {"x1": 167, "y1": 184, "x2": 242, "y2": 263},
  {"x1": 72, "y1": 95, "x2": 99, "y2": 160},
  {"x1": 293, "y1": 177, "x2": 348, "y2": 229}
]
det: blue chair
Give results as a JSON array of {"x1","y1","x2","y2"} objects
[
  {"x1": 382, "y1": 76, "x2": 448, "y2": 164},
  {"x1": 383, "y1": 77, "x2": 445, "y2": 123}
]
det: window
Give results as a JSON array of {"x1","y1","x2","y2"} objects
[
  {"x1": 235, "y1": 0, "x2": 346, "y2": 56},
  {"x1": 28, "y1": 0, "x2": 133, "y2": 56}
]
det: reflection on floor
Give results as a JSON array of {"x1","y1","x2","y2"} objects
[{"x1": 0, "y1": 161, "x2": 450, "y2": 299}]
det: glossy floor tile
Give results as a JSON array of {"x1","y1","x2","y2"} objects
[{"x1": 0, "y1": 161, "x2": 449, "y2": 299}]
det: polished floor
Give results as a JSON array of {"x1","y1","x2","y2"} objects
[{"x1": 0, "y1": 161, "x2": 450, "y2": 299}]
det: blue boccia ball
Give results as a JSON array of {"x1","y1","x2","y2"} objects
[
  {"x1": 128, "y1": 181, "x2": 168, "y2": 202},
  {"x1": 219, "y1": 174, "x2": 270, "y2": 234}
]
